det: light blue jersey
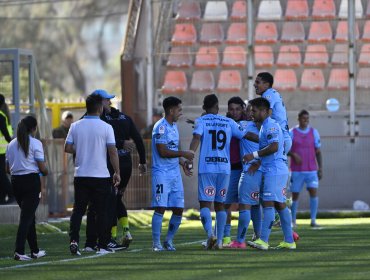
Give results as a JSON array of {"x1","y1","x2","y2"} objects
[
  {"x1": 193, "y1": 114, "x2": 245, "y2": 175},
  {"x1": 259, "y1": 117, "x2": 288, "y2": 175},
  {"x1": 262, "y1": 88, "x2": 289, "y2": 133},
  {"x1": 151, "y1": 118, "x2": 180, "y2": 175},
  {"x1": 239, "y1": 120, "x2": 260, "y2": 172}
]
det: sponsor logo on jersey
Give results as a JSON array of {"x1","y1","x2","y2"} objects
[
  {"x1": 156, "y1": 194, "x2": 161, "y2": 201},
  {"x1": 204, "y1": 186, "x2": 216, "y2": 196},
  {"x1": 250, "y1": 191, "x2": 259, "y2": 200},
  {"x1": 205, "y1": 157, "x2": 228, "y2": 163},
  {"x1": 159, "y1": 125, "x2": 165, "y2": 134}
]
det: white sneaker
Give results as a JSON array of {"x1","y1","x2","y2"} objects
[
  {"x1": 82, "y1": 246, "x2": 96, "y2": 252},
  {"x1": 31, "y1": 250, "x2": 46, "y2": 259},
  {"x1": 96, "y1": 248, "x2": 115, "y2": 255},
  {"x1": 14, "y1": 252, "x2": 32, "y2": 261}
]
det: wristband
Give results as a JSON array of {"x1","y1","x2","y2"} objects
[{"x1": 253, "y1": 151, "x2": 259, "y2": 159}]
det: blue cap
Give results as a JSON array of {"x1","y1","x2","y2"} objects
[{"x1": 92, "y1": 89, "x2": 115, "y2": 99}]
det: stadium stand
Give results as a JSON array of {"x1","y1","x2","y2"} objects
[
  {"x1": 300, "y1": 69, "x2": 325, "y2": 90},
  {"x1": 200, "y1": 23, "x2": 224, "y2": 44},
  {"x1": 258, "y1": 0, "x2": 282, "y2": 20},
  {"x1": 327, "y1": 68, "x2": 349, "y2": 90},
  {"x1": 190, "y1": 70, "x2": 215, "y2": 92},
  {"x1": 161, "y1": 71, "x2": 187, "y2": 94},
  {"x1": 362, "y1": 20, "x2": 370, "y2": 41},
  {"x1": 356, "y1": 68, "x2": 370, "y2": 89},
  {"x1": 338, "y1": 0, "x2": 363, "y2": 19},
  {"x1": 331, "y1": 44, "x2": 348, "y2": 65},
  {"x1": 255, "y1": 22, "x2": 278, "y2": 44},
  {"x1": 222, "y1": 46, "x2": 247, "y2": 68},
  {"x1": 285, "y1": 0, "x2": 309, "y2": 20},
  {"x1": 276, "y1": 45, "x2": 301, "y2": 67},
  {"x1": 204, "y1": 1, "x2": 228, "y2": 21},
  {"x1": 167, "y1": 47, "x2": 192, "y2": 68},
  {"x1": 217, "y1": 70, "x2": 242, "y2": 92},
  {"x1": 358, "y1": 44, "x2": 370, "y2": 66},
  {"x1": 274, "y1": 69, "x2": 298, "y2": 92},
  {"x1": 226, "y1": 23, "x2": 247, "y2": 44},
  {"x1": 194, "y1": 47, "x2": 219, "y2": 68},
  {"x1": 308, "y1": 21, "x2": 333, "y2": 43},
  {"x1": 304, "y1": 45, "x2": 329, "y2": 67},
  {"x1": 255, "y1": 45, "x2": 274, "y2": 67},
  {"x1": 171, "y1": 23, "x2": 197, "y2": 45},
  {"x1": 230, "y1": 0, "x2": 247, "y2": 20},
  {"x1": 176, "y1": 0, "x2": 201, "y2": 21},
  {"x1": 335, "y1": 21, "x2": 360, "y2": 42},
  {"x1": 281, "y1": 22, "x2": 305, "y2": 43},
  {"x1": 312, "y1": 0, "x2": 336, "y2": 19}
]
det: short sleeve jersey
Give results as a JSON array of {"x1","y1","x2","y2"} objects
[
  {"x1": 259, "y1": 117, "x2": 288, "y2": 175},
  {"x1": 239, "y1": 120, "x2": 261, "y2": 172},
  {"x1": 262, "y1": 88, "x2": 289, "y2": 132},
  {"x1": 151, "y1": 118, "x2": 180, "y2": 174},
  {"x1": 193, "y1": 114, "x2": 245, "y2": 174},
  {"x1": 290, "y1": 126, "x2": 321, "y2": 148},
  {"x1": 6, "y1": 136, "x2": 45, "y2": 175}
]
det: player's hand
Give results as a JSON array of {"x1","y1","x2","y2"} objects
[
  {"x1": 182, "y1": 160, "x2": 193, "y2": 177},
  {"x1": 123, "y1": 140, "x2": 135, "y2": 153},
  {"x1": 318, "y1": 169, "x2": 323, "y2": 180},
  {"x1": 182, "y1": 150, "x2": 195, "y2": 161},
  {"x1": 247, "y1": 161, "x2": 260, "y2": 175},
  {"x1": 138, "y1": 163, "x2": 147, "y2": 176},
  {"x1": 242, "y1": 153, "x2": 254, "y2": 163},
  {"x1": 113, "y1": 172, "x2": 121, "y2": 187},
  {"x1": 291, "y1": 153, "x2": 302, "y2": 165},
  {"x1": 186, "y1": 119, "x2": 195, "y2": 125}
]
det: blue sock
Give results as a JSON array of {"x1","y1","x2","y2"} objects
[
  {"x1": 152, "y1": 212, "x2": 163, "y2": 245},
  {"x1": 237, "y1": 210, "x2": 251, "y2": 243},
  {"x1": 216, "y1": 211, "x2": 227, "y2": 245},
  {"x1": 260, "y1": 207, "x2": 275, "y2": 243},
  {"x1": 310, "y1": 196, "x2": 319, "y2": 224},
  {"x1": 165, "y1": 214, "x2": 182, "y2": 242},
  {"x1": 291, "y1": 200, "x2": 298, "y2": 224},
  {"x1": 200, "y1": 207, "x2": 213, "y2": 238},
  {"x1": 224, "y1": 224, "x2": 231, "y2": 238},
  {"x1": 278, "y1": 207, "x2": 294, "y2": 243},
  {"x1": 251, "y1": 205, "x2": 262, "y2": 238}
]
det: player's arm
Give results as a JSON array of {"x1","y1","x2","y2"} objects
[
  {"x1": 64, "y1": 124, "x2": 75, "y2": 154},
  {"x1": 156, "y1": 144, "x2": 194, "y2": 161},
  {"x1": 189, "y1": 133, "x2": 201, "y2": 153},
  {"x1": 316, "y1": 148, "x2": 322, "y2": 179},
  {"x1": 244, "y1": 132, "x2": 259, "y2": 143}
]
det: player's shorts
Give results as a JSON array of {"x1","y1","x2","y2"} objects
[
  {"x1": 198, "y1": 173, "x2": 230, "y2": 203},
  {"x1": 290, "y1": 171, "x2": 319, "y2": 193},
  {"x1": 224, "y1": 169, "x2": 242, "y2": 204},
  {"x1": 261, "y1": 173, "x2": 289, "y2": 203},
  {"x1": 238, "y1": 170, "x2": 262, "y2": 205},
  {"x1": 151, "y1": 171, "x2": 184, "y2": 208}
]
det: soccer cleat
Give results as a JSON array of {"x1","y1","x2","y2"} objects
[
  {"x1": 96, "y1": 248, "x2": 115, "y2": 254},
  {"x1": 214, "y1": 243, "x2": 223, "y2": 250},
  {"x1": 82, "y1": 246, "x2": 97, "y2": 252},
  {"x1": 205, "y1": 236, "x2": 217, "y2": 250},
  {"x1": 248, "y1": 238, "x2": 269, "y2": 250},
  {"x1": 293, "y1": 231, "x2": 300, "y2": 242},
  {"x1": 229, "y1": 240, "x2": 247, "y2": 249},
  {"x1": 275, "y1": 241, "x2": 296, "y2": 250},
  {"x1": 14, "y1": 252, "x2": 32, "y2": 261},
  {"x1": 201, "y1": 241, "x2": 207, "y2": 248},
  {"x1": 163, "y1": 241, "x2": 176, "y2": 251},
  {"x1": 310, "y1": 222, "x2": 321, "y2": 228},
  {"x1": 31, "y1": 250, "x2": 46, "y2": 259},
  {"x1": 70, "y1": 241, "x2": 81, "y2": 256},
  {"x1": 222, "y1": 236, "x2": 232, "y2": 247},
  {"x1": 107, "y1": 239, "x2": 126, "y2": 251},
  {"x1": 152, "y1": 243, "x2": 164, "y2": 252},
  {"x1": 122, "y1": 232, "x2": 133, "y2": 249}
]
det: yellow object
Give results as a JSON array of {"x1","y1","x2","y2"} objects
[
  {"x1": 111, "y1": 226, "x2": 117, "y2": 238},
  {"x1": 119, "y1": 216, "x2": 129, "y2": 231},
  {"x1": 45, "y1": 102, "x2": 85, "y2": 128},
  {"x1": 0, "y1": 111, "x2": 13, "y2": 154}
]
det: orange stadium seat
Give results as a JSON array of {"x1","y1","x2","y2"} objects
[
  {"x1": 362, "y1": 21, "x2": 370, "y2": 42},
  {"x1": 231, "y1": 0, "x2": 247, "y2": 20},
  {"x1": 338, "y1": 0, "x2": 363, "y2": 19},
  {"x1": 166, "y1": 47, "x2": 192, "y2": 68},
  {"x1": 255, "y1": 45, "x2": 274, "y2": 67},
  {"x1": 308, "y1": 21, "x2": 332, "y2": 43},
  {"x1": 276, "y1": 45, "x2": 301, "y2": 67},
  {"x1": 255, "y1": 22, "x2": 278, "y2": 44},
  {"x1": 222, "y1": 46, "x2": 247, "y2": 68},
  {"x1": 366, "y1": 0, "x2": 370, "y2": 18},
  {"x1": 171, "y1": 24, "x2": 197, "y2": 45},
  {"x1": 226, "y1": 23, "x2": 247, "y2": 44},
  {"x1": 358, "y1": 44, "x2": 370, "y2": 66},
  {"x1": 190, "y1": 71, "x2": 215, "y2": 92},
  {"x1": 204, "y1": 1, "x2": 228, "y2": 21},
  {"x1": 176, "y1": 1, "x2": 201, "y2": 21},
  {"x1": 331, "y1": 44, "x2": 348, "y2": 65},
  {"x1": 194, "y1": 47, "x2": 220, "y2": 68},
  {"x1": 274, "y1": 69, "x2": 298, "y2": 92},
  {"x1": 300, "y1": 69, "x2": 325, "y2": 90},
  {"x1": 161, "y1": 71, "x2": 187, "y2": 94},
  {"x1": 200, "y1": 23, "x2": 224, "y2": 44},
  {"x1": 285, "y1": 0, "x2": 309, "y2": 20},
  {"x1": 327, "y1": 68, "x2": 348, "y2": 90},
  {"x1": 217, "y1": 70, "x2": 242, "y2": 92},
  {"x1": 335, "y1": 21, "x2": 360, "y2": 42},
  {"x1": 312, "y1": 0, "x2": 336, "y2": 19},
  {"x1": 304, "y1": 45, "x2": 329, "y2": 67},
  {"x1": 356, "y1": 68, "x2": 370, "y2": 89},
  {"x1": 258, "y1": 0, "x2": 282, "y2": 19},
  {"x1": 281, "y1": 22, "x2": 305, "y2": 43}
]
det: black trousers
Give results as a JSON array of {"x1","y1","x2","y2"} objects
[
  {"x1": 0, "y1": 154, "x2": 13, "y2": 203},
  {"x1": 69, "y1": 177, "x2": 110, "y2": 249},
  {"x1": 11, "y1": 173, "x2": 41, "y2": 255}
]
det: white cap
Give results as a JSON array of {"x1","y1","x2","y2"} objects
[{"x1": 61, "y1": 111, "x2": 73, "y2": 120}]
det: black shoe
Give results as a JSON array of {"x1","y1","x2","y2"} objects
[
  {"x1": 70, "y1": 241, "x2": 81, "y2": 256},
  {"x1": 107, "y1": 239, "x2": 126, "y2": 251}
]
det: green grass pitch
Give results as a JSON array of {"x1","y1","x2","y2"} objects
[{"x1": 1, "y1": 214, "x2": 370, "y2": 280}]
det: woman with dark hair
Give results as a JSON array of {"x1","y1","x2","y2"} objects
[{"x1": 6, "y1": 115, "x2": 48, "y2": 261}]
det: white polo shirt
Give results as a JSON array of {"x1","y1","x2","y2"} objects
[
  {"x1": 6, "y1": 136, "x2": 45, "y2": 175},
  {"x1": 66, "y1": 116, "x2": 116, "y2": 178}
]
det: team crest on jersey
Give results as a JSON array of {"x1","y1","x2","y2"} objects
[
  {"x1": 268, "y1": 127, "x2": 276, "y2": 132},
  {"x1": 219, "y1": 188, "x2": 227, "y2": 197},
  {"x1": 250, "y1": 191, "x2": 259, "y2": 200},
  {"x1": 282, "y1": 187, "x2": 287, "y2": 197},
  {"x1": 204, "y1": 186, "x2": 216, "y2": 196},
  {"x1": 267, "y1": 134, "x2": 272, "y2": 140},
  {"x1": 159, "y1": 125, "x2": 165, "y2": 134},
  {"x1": 265, "y1": 95, "x2": 271, "y2": 99},
  {"x1": 156, "y1": 194, "x2": 161, "y2": 201}
]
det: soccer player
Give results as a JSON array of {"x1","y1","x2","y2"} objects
[
  {"x1": 254, "y1": 72, "x2": 291, "y2": 155},
  {"x1": 189, "y1": 94, "x2": 256, "y2": 249},
  {"x1": 245, "y1": 97, "x2": 296, "y2": 250},
  {"x1": 151, "y1": 96, "x2": 194, "y2": 251},
  {"x1": 288, "y1": 110, "x2": 322, "y2": 227}
]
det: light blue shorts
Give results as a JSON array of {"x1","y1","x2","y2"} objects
[
  {"x1": 224, "y1": 169, "x2": 242, "y2": 204},
  {"x1": 151, "y1": 172, "x2": 184, "y2": 208},
  {"x1": 198, "y1": 173, "x2": 230, "y2": 203},
  {"x1": 261, "y1": 173, "x2": 289, "y2": 203},
  {"x1": 290, "y1": 171, "x2": 319, "y2": 193},
  {"x1": 238, "y1": 170, "x2": 262, "y2": 205}
]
